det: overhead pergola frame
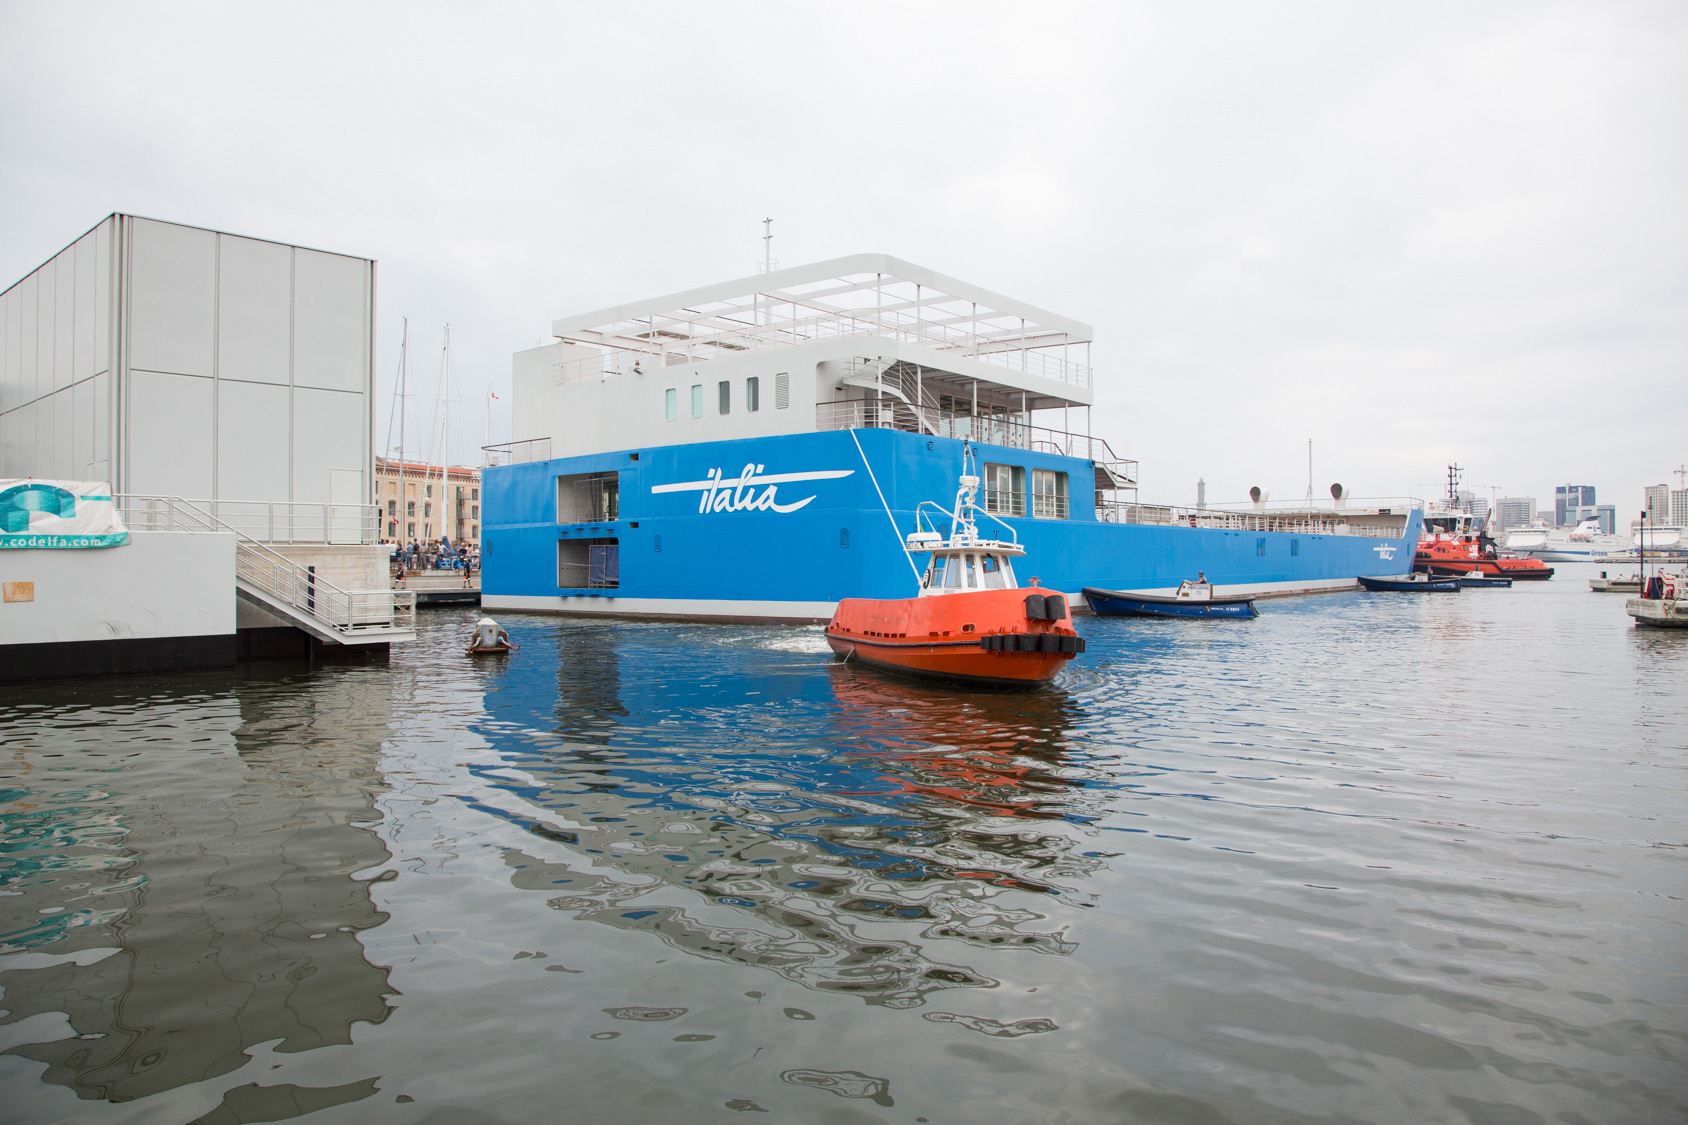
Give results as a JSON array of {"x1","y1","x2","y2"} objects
[{"x1": 550, "y1": 253, "x2": 1095, "y2": 389}]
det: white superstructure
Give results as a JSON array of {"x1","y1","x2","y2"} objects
[{"x1": 506, "y1": 253, "x2": 1120, "y2": 471}]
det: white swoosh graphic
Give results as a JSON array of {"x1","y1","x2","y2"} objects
[{"x1": 651, "y1": 470, "x2": 854, "y2": 494}]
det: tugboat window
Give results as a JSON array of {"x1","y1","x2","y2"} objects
[
  {"x1": 965, "y1": 554, "x2": 978, "y2": 588},
  {"x1": 945, "y1": 557, "x2": 961, "y2": 588},
  {"x1": 691, "y1": 384, "x2": 703, "y2": 418},
  {"x1": 981, "y1": 554, "x2": 1007, "y2": 589},
  {"x1": 718, "y1": 380, "x2": 731, "y2": 414},
  {"x1": 926, "y1": 557, "x2": 947, "y2": 587},
  {"x1": 665, "y1": 388, "x2": 677, "y2": 421},
  {"x1": 746, "y1": 376, "x2": 760, "y2": 412}
]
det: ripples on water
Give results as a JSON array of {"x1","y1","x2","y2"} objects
[{"x1": 2, "y1": 565, "x2": 1685, "y2": 1124}]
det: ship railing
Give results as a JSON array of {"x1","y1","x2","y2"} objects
[
  {"x1": 815, "y1": 401, "x2": 1135, "y2": 478},
  {"x1": 115, "y1": 495, "x2": 414, "y2": 639},
  {"x1": 560, "y1": 314, "x2": 1094, "y2": 389},
  {"x1": 482, "y1": 437, "x2": 553, "y2": 466},
  {"x1": 1096, "y1": 496, "x2": 1423, "y2": 536}
]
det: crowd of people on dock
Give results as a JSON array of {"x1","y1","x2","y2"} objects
[{"x1": 384, "y1": 538, "x2": 479, "y2": 579}]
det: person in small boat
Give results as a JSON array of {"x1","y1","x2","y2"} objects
[
  {"x1": 467, "y1": 617, "x2": 515, "y2": 652},
  {"x1": 1195, "y1": 571, "x2": 1209, "y2": 585}
]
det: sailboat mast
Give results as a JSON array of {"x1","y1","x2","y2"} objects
[{"x1": 439, "y1": 325, "x2": 451, "y2": 546}]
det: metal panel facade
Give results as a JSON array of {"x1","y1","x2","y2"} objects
[{"x1": 0, "y1": 215, "x2": 373, "y2": 519}]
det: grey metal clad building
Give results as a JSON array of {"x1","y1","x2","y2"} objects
[{"x1": 0, "y1": 214, "x2": 373, "y2": 513}]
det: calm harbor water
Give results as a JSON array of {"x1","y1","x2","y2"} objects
[{"x1": 3, "y1": 562, "x2": 1686, "y2": 1124}]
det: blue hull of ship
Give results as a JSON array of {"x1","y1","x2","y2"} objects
[{"x1": 482, "y1": 428, "x2": 1421, "y2": 620}]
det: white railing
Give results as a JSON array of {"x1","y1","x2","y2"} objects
[
  {"x1": 115, "y1": 497, "x2": 377, "y2": 544},
  {"x1": 561, "y1": 313, "x2": 1094, "y2": 390},
  {"x1": 482, "y1": 437, "x2": 553, "y2": 466},
  {"x1": 1097, "y1": 496, "x2": 1421, "y2": 537},
  {"x1": 814, "y1": 401, "x2": 1138, "y2": 483},
  {"x1": 116, "y1": 495, "x2": 414, "y2": 640}
]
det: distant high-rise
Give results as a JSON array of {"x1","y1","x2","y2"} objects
[
  {"x1": 1455, "y1": 490, "x2": 1489, "y2": 523},
  {"x1": 1644, "y1": 484, "x2": 1670, "y2": 522},
  {"x1": 1555, "y1": 485, "x2": 1596, "y2": 528},
  {"x1": 1593, "y1": 504, "x2": 1616, "y2": 536},
  {"x1": 1494, "y1": 497, "x2": 1537, "y2": 531},
  {"x1": 1672, "y1": 488, "x2": 1688, "y2": 527}
]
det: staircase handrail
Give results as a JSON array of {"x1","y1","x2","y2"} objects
[{"x1": 116, "y1": 495, "x2": 412, "y2": 637}]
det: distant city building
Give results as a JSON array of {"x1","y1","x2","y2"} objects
[
  {"x1": 1493, "y1": 497, "x2": 1537, "y2": 531},
  {"x1": 1644, "y1": 484, "x2": 1670, "y2": 522},
  {"x1": 1672, "y1": 488, "x2": 1688, "y2": 528},
  {"x1": 1455, "y1": 490, "x2": 1489, "y2": 522},
  {"x1": 1554, "y1": 484, "x2": 1596, "y2": 528},
  {"x1": 1593, "y1": 504, "x2": 1616, "y2": 536},
  {"x1": 374, "y1": 457, "x2": 480, "y2": 547}
]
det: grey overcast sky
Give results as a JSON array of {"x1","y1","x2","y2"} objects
[{"x1": 3, "y1": 1, "x2": 1684, "y2": 512}]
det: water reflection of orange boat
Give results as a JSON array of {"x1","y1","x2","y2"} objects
[
  {"x1": 825, "y1": 668, "x2": 1087, "y2": 825},
  {"x1": 826, "y1": 450, "x2": 1084, "y2": 687}
]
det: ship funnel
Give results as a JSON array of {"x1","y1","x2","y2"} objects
[
  {"x1": 1249, "y1": 486, "x2": 1268, "y2": 506},
  {"x1": 1330, "y1": 483, "x2": 1347, "y2": 508}
]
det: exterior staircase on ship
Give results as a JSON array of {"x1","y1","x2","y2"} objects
[{"x1": 826, "y1": 357, "x2": 1137, "y2": 503}]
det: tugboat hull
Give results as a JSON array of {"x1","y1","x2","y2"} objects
[{"x1": 826, "y1": 588, "x2": 1082, "y2": 687}]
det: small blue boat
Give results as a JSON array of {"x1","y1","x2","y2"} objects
[
  {"x1": 1456, "y1": 574, "x2": 1512, "y2": 589},
  {"x1": 1358, "y1": 574, "x2": 1461, "y2": 592},
  {"x1": 1083, "y1": 581, "x2": 1260, "y2": 619}
]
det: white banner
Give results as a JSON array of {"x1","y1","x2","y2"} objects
[{"x1": 0, "y1": 480, "x2": 131, "y2": 549}]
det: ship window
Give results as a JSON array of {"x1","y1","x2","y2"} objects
[
  {"x1": 1257, "y1": 537, "x2": 1266, "y2": 556},
  {"x1": 1291, "y1": 539, "x2": 1299, "y2": 556},
  {"x1": 719, "y1": 380, "x2": 731, "y2": 415},
  {"x1": 1031, "y1": 469, "x2": 1068, "y2": 519},
  {"x1": 665, "y1": 388, "x2": 677, "y2": 421},
  {"x1": 840, "y1": 527, "x2": 850, "y2": 548},
  {"x1": 690, "y1": 385, "x2": 703, "y2": 418},
  {"x1": 984, "y1": 463, "x2": 1025, "y2": 516},
  {"x1": 965, "y1": 554, "x2": 978, "y2": 588},
  {"x1": 775, "y1": 372, "x2": 790, "y2": 409},
  {"x1": 746, "y1": 376, "x2": 760, "y2": 412},
  {"x1": 981, "y1": 554, "x2": 1007, "y2": 589}
]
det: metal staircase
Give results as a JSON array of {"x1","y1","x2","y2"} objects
[{"x1": 118, "y1": 496, "x2": 415, "y2": 645}]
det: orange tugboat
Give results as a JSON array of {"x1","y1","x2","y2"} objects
[
  {"x1": 825, "y1": 454, "x2": 1084, "y2": 687},
  {"x1": 1414, "y1": 465, "x2": 1553, "y2": 581}
]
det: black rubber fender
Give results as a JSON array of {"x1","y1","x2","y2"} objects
[
  {"x1": 1024, "y1": 593, "x2": 1047, "y2": 620},
  {"x1": 1044, "y1": 594, "x2": 1068, "y2": 621}
]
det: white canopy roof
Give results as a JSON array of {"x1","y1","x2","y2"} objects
[{"x1": 551, "y1": 253, "x2": 1093, "y2": 373}]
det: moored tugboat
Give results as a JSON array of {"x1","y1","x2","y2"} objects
[
  {"x1": 825, "y1": 452, "x2": 1084, "y2": 687},
  {"x1": 1415, "y1": 466, "x2": 1552, "y2": 581}
]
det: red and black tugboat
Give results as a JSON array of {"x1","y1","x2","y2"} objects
[
  {"x1": 1415, "y1": 465, "x2": 1552, "y2": 581},
  {"x1": 825, "y1": 450, "x2": 1085, "y2": 687}
]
